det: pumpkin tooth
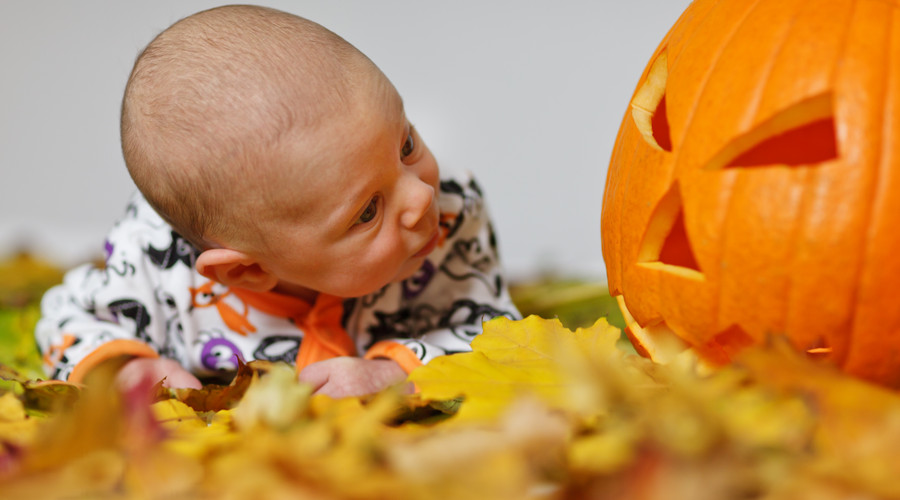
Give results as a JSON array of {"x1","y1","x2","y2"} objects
[{"x1": 616, "y1": 296, "x2": 688, "y2": 364}]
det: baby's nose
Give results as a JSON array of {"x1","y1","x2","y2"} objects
[{"x1": 400, "y1": 177, "x2": 436, "y2": 230}]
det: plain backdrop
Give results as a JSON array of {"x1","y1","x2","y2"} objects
[{"x1": 0, "y1": 0, "x2": 691, "y2": 280}]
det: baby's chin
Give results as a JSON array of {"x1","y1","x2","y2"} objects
[
  {"x1": 317, "y1": 258, "x2": 430, "y2": 299},
  {"x1": 390, "y1": 256, "x2": 430, "y2": 285}
]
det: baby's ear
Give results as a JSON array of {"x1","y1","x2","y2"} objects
[{"x1": 195, "y1": 249, "x2": 278, "y2": 292}]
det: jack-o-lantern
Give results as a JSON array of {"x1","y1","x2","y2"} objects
[{"x1": 601, "y1": 0, "x2": 900, "y2": 386}]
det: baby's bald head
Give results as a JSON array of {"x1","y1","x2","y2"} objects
[{"x1": 121, "y1": 5, "x2": 377, "y2": 248}]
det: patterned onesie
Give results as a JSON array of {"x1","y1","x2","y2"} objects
[{"x1": 36, "y1": 170, "x2": 520, "y2": 383}]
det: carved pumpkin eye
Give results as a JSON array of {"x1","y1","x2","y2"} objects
[
  {"x1": 637, "y1": 181, "x2": 702, "y2": 278},
  {"x1": 629, "y1": 49, "x2": 701, "y2": 278},
  {"x1": 631, "y1": 50, "x2": 672, "y2": 152},
  {"x1": 710, "y1": 92, "x2": 838, "y2": 169}
]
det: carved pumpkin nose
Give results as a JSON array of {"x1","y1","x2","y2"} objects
[{"x1": 601, "y1": 0, "x2": 900, "y2": 387}]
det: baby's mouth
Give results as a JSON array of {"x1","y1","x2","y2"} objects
[{"x1": 414, "y1": 230, "x2": 440, "y2": 258}]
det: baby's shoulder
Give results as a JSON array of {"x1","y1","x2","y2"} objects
[
  {"x1": 105, "y1": 192, "x2": 198, "y2": 267},
  {"x1": 439, "y1": 169, "x2": 483, "y2": 199},
  {"x1": 438, "y1": 170, "x2": 487, "y2": 218},
  {"x1": 112, "y1": 192, "x2": 169, "y2": 229}
]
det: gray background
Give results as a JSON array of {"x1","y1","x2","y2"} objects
[{"x1": 0, "y1": 0, "x2": 691, "y2": 279}]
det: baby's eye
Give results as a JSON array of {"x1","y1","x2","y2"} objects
[
  {"x1": 401, "y1": 132, "x2": 415, "y2": 159},
  {"x1": 356, "y1": 197, "x2": 379, "y2": 224}
]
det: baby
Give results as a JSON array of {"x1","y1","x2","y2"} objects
[{"x1": 36, "y1": 5, "x2": 519, "y2": 397}]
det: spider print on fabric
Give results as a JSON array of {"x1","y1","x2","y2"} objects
[
  {"x1": 146, "y1": 231, "x2": 199, "y2": 270},
  {"x1": 190, "y1": 281, "x2": 257, "y2": 335},
  {"x1": 199, "y1": 335, "x2": 244, "y2": 372},
  {"x1": 108, "y1": 298, "x2": 153, "y2": 344},
  {"x1": 253, "y1": 335, "x2": 302, "y2": 364},
  {"x1": 439, "y1": 237, "x2": 503, "y2": 297},
  {"x1": 402, "y1": 260, "x2": 436, "y2": 300},
  {"x1": 366, "y1": 303, "x2": 440, "y2": 343}
]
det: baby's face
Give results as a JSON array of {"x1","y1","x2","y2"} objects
[{"x1": 252, "y1": 81, "x2": 441, "y2": 299}]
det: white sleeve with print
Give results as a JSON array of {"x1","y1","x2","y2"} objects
[{"x1": 35, "y1": 193, "x2": 304, "y2": 382}]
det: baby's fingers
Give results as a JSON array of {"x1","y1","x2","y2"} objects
[{"x1": 296, "y1": 357, "x2": 348, "y2": 392}]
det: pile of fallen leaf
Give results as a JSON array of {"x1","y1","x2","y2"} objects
[{"x1": 3, "y1": 254, "x2": 900, "y2": 499}]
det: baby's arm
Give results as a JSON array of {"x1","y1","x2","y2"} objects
[
  {"x1": 36, "y1": 261, "x2": 164, "y2": 383},
  {"x1": 297, "y1": 357, "x2": 409, "y2": 397},
  {"x1": 36, "y1": 194, "x2": 195, "y2": 384}
]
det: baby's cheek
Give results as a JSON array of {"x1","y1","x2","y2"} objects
[
  {"x1": 331, "y1": 263, "x2": 397, "y2": 298},
  {"x1": 331, "y1": 238, "x2": 409, "y2": 296}
]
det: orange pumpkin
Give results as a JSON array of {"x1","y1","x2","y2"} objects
[{"x1": 601, "y1": 0, "x2": 900, "y2": 386}]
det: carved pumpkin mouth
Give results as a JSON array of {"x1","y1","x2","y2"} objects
[{"x1": 618, "y1": 295, "x2": 758, "y2": 369}]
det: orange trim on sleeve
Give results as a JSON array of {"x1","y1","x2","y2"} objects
[
  {"x1": 364, "y1": 341, "x2": 424, "y2": 374},
  {"x1": 68, "y1": 339, "x2": 159, "y2": 384}
]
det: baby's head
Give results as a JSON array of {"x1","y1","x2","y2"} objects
[
  {"x1": 122, "y1": 5, "x2": 370, "y2": 247},
  {"x1": 122, "y1": 5, "x2": 441, "y2": 300}
]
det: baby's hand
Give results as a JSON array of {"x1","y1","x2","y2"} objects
[
  {"x1": 116, "y1": 357, "x2": 203, "y2": 392},
  {"x1": 297, "y1": 357, "x2": 409, "y2": 398}
]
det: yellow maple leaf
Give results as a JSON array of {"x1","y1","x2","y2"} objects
[
  {"x1": 201, "y1": 376, "x2": 407, "y2": 499},
  {"x1": 0, "y1": 392, "x2": 40, "y2": 446},
  {"x1": 408, "y1": 315, "x2": 624, "y2": 422},
  {"x1": 231, "y1": 362, "x2": 312, "y2": 431},
  {"x1": 151, "y1": 399, "x2": 236, "y2": 461},
  {"x1": 385, "y1": 397, "x2": 569, "y2": 500},
  {"x1": 735, "y1": 339, "x2": 900, "y2": 497}
]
